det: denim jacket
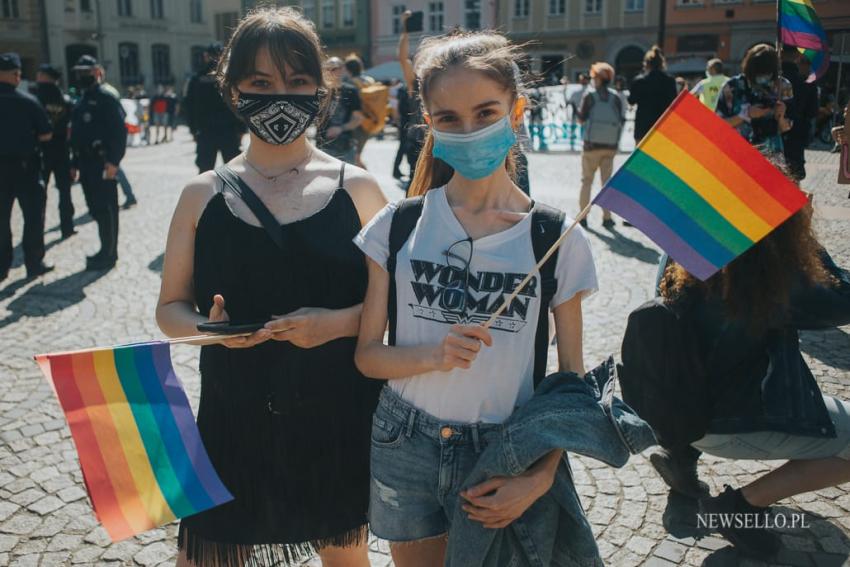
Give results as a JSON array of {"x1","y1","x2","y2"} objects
[{"x1": 446, "y1": 357, "x2": 657, "y2": 567}]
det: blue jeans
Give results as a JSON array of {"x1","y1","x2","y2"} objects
[{"x1": 368, "y1": 386, "x2": 500, "y2": 542}]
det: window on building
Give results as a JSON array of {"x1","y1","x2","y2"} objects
[
  {"x1": 150, "y1": 0, "x2": 164, "y2": 19},
  {"x1": 676, "y1": 0, "x2": 702, "y2": 4},
  {"x1": 464, "y1": 0, "x2": 480, "y2": 29},
  {"x1": 624, "y1": 0, "x2": 644, "y2": 10},
  {"x1": 321, "y1": 0, "x2": 334, "y2": 29},
  {"x1": 513, "y1": 0, "x2": 529, "y2": 18},
  {"x1": 428, "y1": 1, "x2": 443, "y2": 32},
  {"x1": 81, "y1": 0, "x2": 92, "y2": 11},
  {"x1": 585, "y1": 0, "x2": 601, "y2": 13},
  {"x1": 214, "y1": 12, "x2": 239, "y2": 42},
  {"x1": 1, "y1": 0, "x2": 20, "y2": 18},
  {"x1": 392, "y1": 4, "x2": 406, "y2": 34},
  {"x1": 189, "y1": 0, "x2": 202, "y2": 22},
  {"x1": 301, "y1": 0, "x2": 316, "y2": 22},
  {"x1": 342, "y1": 0, "x2": 354, "y2": 27},
  {"x1": 65, "y1": 0, "x2": 75, "y2": 12},
  {"x1": 117, "y1": 0, "x2": 132, "y2": 17},
  {"x1": 118, "y1": 42, "x2": 140, "y2": 85},
  {"x1": 548, "y1": 0, "x2": 565, "y2": 15},
  {"x1": 151, "y1": 43, "x2": 171, "y2": 84}
]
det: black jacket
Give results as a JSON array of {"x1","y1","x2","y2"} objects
[
  {"x1": 69, "y1": 85, "x2": 126, "y2": 166},
  {"x1": 627, "y1": 69, "x2": 677, "y2": 141},
  {"x1": 619, "y1": 250, "x2": 850, "y2": 449},
  {"x1": 184, "y1": 63, "x2": 242, "y2": 135},
  {"x1": 33, "y1": 82, "x2": 72, "y2": 149}
]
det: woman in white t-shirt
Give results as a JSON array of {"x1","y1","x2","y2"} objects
[{"x1": 354, "y1": 31, "x2": 598, "y2": 567}]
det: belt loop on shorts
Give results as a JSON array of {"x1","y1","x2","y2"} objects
[
  {"x1": 472, "y1": 425, "x2": 481, "y2": 453},
  {"x1": 404, "y1": 408, "x2": 417, "y2": 438}
]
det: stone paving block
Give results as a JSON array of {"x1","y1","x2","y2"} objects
[
  {"x1": 9, "y1": 489, "x2": 45, "y2": 508},
  {"x1": 653, "y1": 539, "x2": 688, "y2": 563},
  {"x1": 625, "y1": 534, "x2": 656, "y2": 556},
  {"x1": 644, "y1": 556, "x2": 678, "y2": 567},
  {"x1": 133, "y1": 541, "x2": 174, "y2": 565},
  {"x1": 8, "y1": 553, "x2": 40, "y2": 567},
  {"x1": 39, "y1": 550, "x2": 71, "y2": 566},
  {"x1": 0, "y1": 534, "x2": 18, "y2": 552},
  {"x1": 101, "y1": 540, "x2": 141, "y2": 561},
  {"x1": 70, "y1": 545, "x2": 104, "y2": 564},
  {"x1": 0, "y1": 513, "x2": 42, "y2": 535},
  {"x1": 0, "y1": 502, "x2": 19, "y2": 523},
  {"x1": 27, "y1": 495, "x2": 64, "y2": 515}
]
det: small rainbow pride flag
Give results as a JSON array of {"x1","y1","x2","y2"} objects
[
  {"x1": 779, "y1": 0, "x2": 830, "y2": 81},
  {"x1": 594, "y1": 90, "x2": 808, "y2": 281},
  {"x1": 35, "y1": 342, "x2": 232, "y2": 541}
]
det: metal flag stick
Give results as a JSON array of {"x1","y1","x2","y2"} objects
[{"x1": 483, "y1": 200, "x2": 595, "y2": 329}]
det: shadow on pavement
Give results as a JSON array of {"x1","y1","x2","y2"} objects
[
  {"x1": 45, "y1": 211, "x2": 93, "y2": 234},
  {"x1": 148, "y1": 253, "x2": 164, "y2": 274},
  {"x1": 586, "y1": 226, "x2": 661, "y2": 265},
  {"x1": 800, "y1": 328, "x2": 850, "y2": 371},
  {"x1": 0, "y1": 269, "x2": 108, "y2": 330},
  {"x1": 661, "y1": 487, "x2": 850, "y2": 566}
]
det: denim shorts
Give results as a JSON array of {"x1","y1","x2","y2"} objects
[
  {"x1": 692, "y1": 395, "x2": 850, "y2": 461},
  {"x1": 368, "y1": 386, "x2": 500, "y2": 542}
]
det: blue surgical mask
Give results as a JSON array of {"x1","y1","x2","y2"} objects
[{"x1": 431, "y1": 115, "x2": 517, "y2": 180}]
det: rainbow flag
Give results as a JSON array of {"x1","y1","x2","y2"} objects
[
  {"x1": 779, "y1": 0, "x2": 830, "y2": 81},
  {"x1": 594, "y1": 90, "x2": 808, "y2": 281},
  {"x1": 35, "y1": 342, "x2": 232, "y2": 541}
]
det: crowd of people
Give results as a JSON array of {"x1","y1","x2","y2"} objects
[
  {"x1": 150, "y1": 5, "x2": 850, "y2": 567},
  {"x1": 2, "y1": 3, "x2": 849, "y2": 565}
]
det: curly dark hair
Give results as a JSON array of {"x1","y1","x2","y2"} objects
[{"x1": 659, "y1": 170, "x2": 832, "y2": 331}]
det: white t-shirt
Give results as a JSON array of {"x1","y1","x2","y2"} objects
[{"x1": 354, "y1": 187, "x2": 599, "y2": 424}]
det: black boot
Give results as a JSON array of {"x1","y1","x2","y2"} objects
[
  {"x1": 650, "y1": 447, "x2": 710, "y2": 499},
  {"x1": 698, "y1": 485, "x2": 781, "y2": 558},
  {"x1": 86, "y1": 209, "x2": 117, "y2": 270}
]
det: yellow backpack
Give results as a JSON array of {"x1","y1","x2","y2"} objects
[{"x1": 353, "y1": 76, "x2": 389, "y2": 136}]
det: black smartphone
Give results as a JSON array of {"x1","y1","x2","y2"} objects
[
  {"x1": 405, "y1": 11, "x2": 424, "y2": 33},
  {"x1": 197, "y1": 321, "x2": 266, "y2": 335}
]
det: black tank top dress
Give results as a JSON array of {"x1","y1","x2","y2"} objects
[{"x1": 178, "y1": 164, "x2": 383, "y2": 566}]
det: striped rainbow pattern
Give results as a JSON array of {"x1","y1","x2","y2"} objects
[
  {"x1": 35, "y1": 342, "x2": 232, "y2": 541},
  {"x1": 594, "y1": 90, "x2": 808, "y2": 281},
  {"x1": 780, "y1": 0, "x2": 830, "y2": 81}
]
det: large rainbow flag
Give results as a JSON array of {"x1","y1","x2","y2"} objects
[
  {"x1": 779, "y1": 0, "x2": 830, "y2": 81},
  {"x1": 35, "y1": 341, "x2": 232, "y2": 541},
  {"x1": 594, "y1": 90, "x2": 808, "y2": 281}
]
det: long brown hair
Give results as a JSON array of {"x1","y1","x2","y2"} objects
[
  {"x1": 660, "y1": 174, "x2": 832, "y2": 329},
  {"x1": 216, "y1": 6, "x2": 332, "y2": 120},
  {"x1": 407, "y1": 31, "x2": 526, "y2": 197}
]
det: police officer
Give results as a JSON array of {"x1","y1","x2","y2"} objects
[
  {"x1": 33, "y1": 64, "x2": 75, "y2": 238},
  {"x1": 184, "y1": 43, "x2": 243, "y2": 172},
  {"x1": 69, "y1": 55, "x2": 126, "y2": 271},
  {"x1": 0, "y1": 52, "x2": 54, "y2": 282}
]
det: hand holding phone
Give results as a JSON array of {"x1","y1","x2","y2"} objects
[{"x1": 201, "y1": 294, "x2": 272, "y2": 348}]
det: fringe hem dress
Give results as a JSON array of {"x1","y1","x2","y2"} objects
[{"x1": 179, "y1": 166, "x2": 382, "y2": 565}]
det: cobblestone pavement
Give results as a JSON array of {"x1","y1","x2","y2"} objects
[{"x1": 1, "y1": 130, "x2": 848, "y2": 566}]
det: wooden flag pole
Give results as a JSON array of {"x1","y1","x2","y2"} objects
[
  {"x1": 483, "y1": 200, "x2": 595, "y2": 329},
  {"x1": 33, "y1": 331, "x2": 269, "y2": 359}
]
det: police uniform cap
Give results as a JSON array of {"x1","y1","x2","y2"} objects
[
  {"x1": 0, "y1": 52, "x2": 22, "y2": 71},
  {"x1": 72, "y1": 54, "x2": 98, "y2": 70},
  {"x1": 38, "y1": 64, "x2": 62, "y2": 80}
]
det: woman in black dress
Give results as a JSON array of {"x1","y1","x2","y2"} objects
[{"x1": 156, "y1": 7, "x2": 387, "y2": 566}]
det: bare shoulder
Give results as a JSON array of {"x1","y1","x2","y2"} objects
[
  {"x1": 339, "y1": 163, "x2": 388, "y2": 225},
  {"x1": 176, "y1": 170, "x2": 220, "y2": 226}
]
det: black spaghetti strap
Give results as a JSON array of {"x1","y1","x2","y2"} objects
[
  {"x1": 338, "y1": 162, "x2": 346, "y2": 188},
  {"x1": 214, "y1": 165, "x2": 285, "y2": 251}
]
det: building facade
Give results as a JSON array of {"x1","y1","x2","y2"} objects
[
  {"x1": 370, "y1": 1, "x2": 497, "y2": 66},
  {"x1": 245, "y1": 0, "x2": 372, "y2": 64},
  {"x1": 37, "y1": 0, "x2": 241, "y2": 94},
  {"x1": 0, "y1": 0, "x2": 49, "y2": 80},
  {"x1": 497, "y1": 0, "x2": 663, "y2": 83},
  {"x1": 665, "y1": 0, "x2": 850, "y2": 80}
]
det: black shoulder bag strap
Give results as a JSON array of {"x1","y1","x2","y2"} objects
[
  {"x1": 214, "y1": 165, "x2": 285, "y2": 251},
  {"x1": 387, "y1": 196, "x2": 425, "y2": 345},
  {"x1": 530, "y1": 203, "x2": 566, "y2": 387}
]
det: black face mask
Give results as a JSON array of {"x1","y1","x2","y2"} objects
[
  {"x1": 234, "y1": 91, "x2": 321, "y2": 145},
  {"x1": 77, "y1": 75, "x2": 97, "y2": 89}
]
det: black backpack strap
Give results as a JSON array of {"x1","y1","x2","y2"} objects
[
  {"x1": 387, "y1": 196, "x2": 425, "y2": 346},
  {"x1": 215, "y1": 165, "x2": 285, "y2": 251},
  {"x1": 530, "y1": 202, "x2": 566, "y2": 387}
]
